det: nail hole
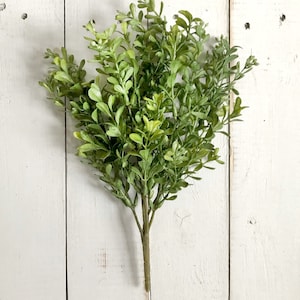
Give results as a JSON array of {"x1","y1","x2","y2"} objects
[
  {"x1": 244, "y1": 22, "x2": 250, "y2": 30},
  {"x1": 0, "y1": 3, "x2": 6, "y2": 11},
  {"x1": 248, "y1": 218, "x2": 257, "y2": 225},
  {"x1": 280, "y1": 14, "x2": 286, "y2": 22},
  {"x1": 21, "y1": 13, "x2": 28, "y2": 20}
]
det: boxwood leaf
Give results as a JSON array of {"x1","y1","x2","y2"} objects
[
  {"x1": 88, "y1": 83, "x2": 102, "y2": 101},
  {"x1": 129, "y1": 133, "x2": 143, "y2": 145},
  {"x1": 107, "y1": 125, "x2": 121, "y2": 137},
  {"x1": 96, "y1": 102, "x2": 111, "y2": 117}
]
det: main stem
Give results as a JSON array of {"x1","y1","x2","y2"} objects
[{"x1": 142, "y1": 194, "x2": 151, "y2": 294}]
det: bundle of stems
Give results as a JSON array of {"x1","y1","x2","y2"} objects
[{"x1": 40, "y1": 0, "x2": 257, "y2": 295}]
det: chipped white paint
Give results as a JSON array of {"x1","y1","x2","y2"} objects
[{"x1": 1, "y1": 0, "x2": 300, "y2": 299}]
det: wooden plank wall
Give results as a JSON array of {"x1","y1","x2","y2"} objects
[
  {"x1": 230, "y1": 0, "x2": 300, "y2": 299},
  {"x1": 0, "y1": 1, "x2": 66, "y2": 299},
  {"x1": 0, "y1": 0, "x2": 299, "y2": 299}
]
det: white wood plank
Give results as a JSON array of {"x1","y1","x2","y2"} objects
[
  {"x1": 230, "y1": 1, "x2": 300, "y2": 299},
  {"x1": 65, "y1": 1, "x2": 230, "y2": 299},
  {"x1": 0, "y1": 1, "x2": 66, "y2": 299}
]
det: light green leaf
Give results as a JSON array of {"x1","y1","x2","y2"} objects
[
  {"x1": 125, "y1": 80, "x2": 133, "y2": 91},
  {"x1": 88, "y1": 83, "x2": 102, "y2": 101},
  {"x1": 73, "y1": 131, "x2": 82, "y2": 140},
  {"x1": 129, "y1": 133, "x2": 143, "y2": 145},
  {"x1": 96, "y1": 102, "x2": 111, "y2": 117},
  {"x1": 145, "y1": 120, "x2": 161, "y2": 134},
  {"x1": 167, "y1": 195, "x2": 177, "y2": 201},
  {"x1": 83, "y1": 102, "x2": 89, "y2": 110},
  {"x1": 114, "y1": 84, "x2": 125, "y2": 94},
  {"x1": 107, "y1": 76, "x2": 119, "y2": 85},
  {"x1": 126, "y1": 49, "x2": 135, "y2": 59},
  {"x1": 60, "y1": 59, "x2": 68, "y2": 73},
  {"x1": 105, "y1": 164, "x2": 112, "y2": 176},
  {"x1": 77, "y1": 143, "x2": 103, "y2": 153},
  {"x1": 121, "y1": 21, "x2": 128, "y2": 34},
  {"x1": 192, "y1": 111, "x2": 207, "y2": 119},
  {"x1": 164, "y1": 150, "x2": 174, "y2": 161},
  {"x1": 53, "y1": 57, "x2": 60, "y2": 66},
  {"x1": 123, "y1": 67, "x2": 134, "y2": 82},
  {"x1": 54, "y1": 71, "x2": 74, "y2": 83},
  {"x1": 108, "y1": 95, "x2": 116, "y2": 111},
  {"x1": 106, "y1": 125, "x2": 121, "y2": 137},
  {"x1": 115, "y1": 105, "x2": 125, "y2": 125},
  {"x1": 91, "y1": 109, "x2": 98, "y2": 123}
]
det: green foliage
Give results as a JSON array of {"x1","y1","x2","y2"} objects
[
  {"x1": 41, "y1": 0, "x2": 257, "y2": 211},
  {"x1": 40, "y1": 0, "x2": 258, "y2": 220},
  {"x1": 39, "y1": 0, "x2": 257, "y2": 292}
]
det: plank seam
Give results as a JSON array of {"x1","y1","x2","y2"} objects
[
  {"x1": 228, "y1": 0, "x2": 232, "y2": 299},
  {"x1": 64, "y1": 1, "x2": 69, "y2": 299}
]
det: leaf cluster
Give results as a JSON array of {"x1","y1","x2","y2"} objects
[{"x1": 40, "y1": 0, "x2": 257, "y2": 222}]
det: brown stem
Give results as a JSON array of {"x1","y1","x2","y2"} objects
[{"x1": 142, "y1": 194, "x2": 151, "y2": 293}]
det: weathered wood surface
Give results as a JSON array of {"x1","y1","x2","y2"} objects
[
  {"x1": 2, "y1": 0, "x2": 300, "y2": 299},
  {"x1": 230, "y1": 0, "x2": 300, "y2": 299},
  {"x1": 0, "y1": 1, "x2": 66, "y2": 299}
]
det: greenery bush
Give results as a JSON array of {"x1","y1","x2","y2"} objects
[{"x1": 40, "y1": 0, "x2": 257, "y2": 294}]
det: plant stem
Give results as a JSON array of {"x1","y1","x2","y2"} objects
[
  {"x1": 131, "y1": 207, "x2": 143, "y2": 239},
  {"x1": 142, "y1": 194, "x2": 151, "y2": 293},
  {"x1": 149, "y1": 210, "x2": 156, "y2": 228}
]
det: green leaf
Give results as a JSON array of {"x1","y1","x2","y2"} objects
[
  {"x1": 115, "y1": 105, "x2": 125, "y2": 125},
  {"x1": 127, "y1": 49, "x2": 135, "y2": 59},
  {"x1": 176, "y1": 17, "x2": 188, "y2": 30},
  {"x1": 130, "y1": 3, "x2": 136, "y2": 16},
  {"x1": 105, "y1": 164, "x2": 112, "y2": 176},
  {"x1": 96, "y1": 102, "x2": 111, "y2": 117},
  {"x1": 179, "y1": 10, "x2": 193, "y2": 23},
  {"x1": 167, "y1": 195, "x2": 177, "y2": 201},
  {"x1": 60, "y1": 59, "x2": 68, "y2": 73},
  {"x1": 88, "y1": 83, "x2": 102, "y2": 101},
  {"x1": 70, "y1": 83, "x2": 83, "y2": 94},
  {"x1": 108, "y1": 95, "x2": 116, "y2": 111},
  {"x1": 192, "y1": 111, "x2": 207, "y2": 119},
  {"x1": 131, "y1": 166, "x2": 143, "y2": 179},
  {"x1": 114, "y1": 84, "x2": 126, "y2": 94},
  {"x1": 230, "y1": 97, "x2": 247, "y2": 119},
  {"x1": 91, "y1": 109, "x2": 98, "y2": 123},
  {"x1": 107, "y1": 76, "x2": 119, "y2": 85},
  {"x1": 54, "y1": 71, "x2": 74, "y2": 83},
  {"x1": 77, "y1": 143, "x2": 107, "y2": 155},
  {"x1": 121, "y1": 21, "x2": 128, "y2": 34},
  {"x1": 145, "y1": 120, "x2": 161, "y2": 134},
  {"x1": 106, "y1": 125, "x2": 121, "y2": 137},
  {"x1": 73, "y1": 131, "x2": 82, "y2": 140},
  {"x1": 123, "y1": 67, "x2": 134, "y2": 82},
  {"x1": 129, "y1": 133, "x2": 143, "y2": 145},
  {"x1": 83, "y1": 102, "x2": 90, "y2": 110},
  {"x1": 125, "y1": 80, "x2": 133, "y2": 91},
  {"x1": 39, "y1": 81, "x2": 52, "y2": 93}
]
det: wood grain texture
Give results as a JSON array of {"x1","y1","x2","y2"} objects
[
  {"x1": 0, "y1": 1, "x2": 66, "y2": 300},
  {"x1": 230, "y1": 0, "x2": 300, "y2": 299},
  {"x1": 65, "y1": 1, "x2": 230, "y2": 299}
]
